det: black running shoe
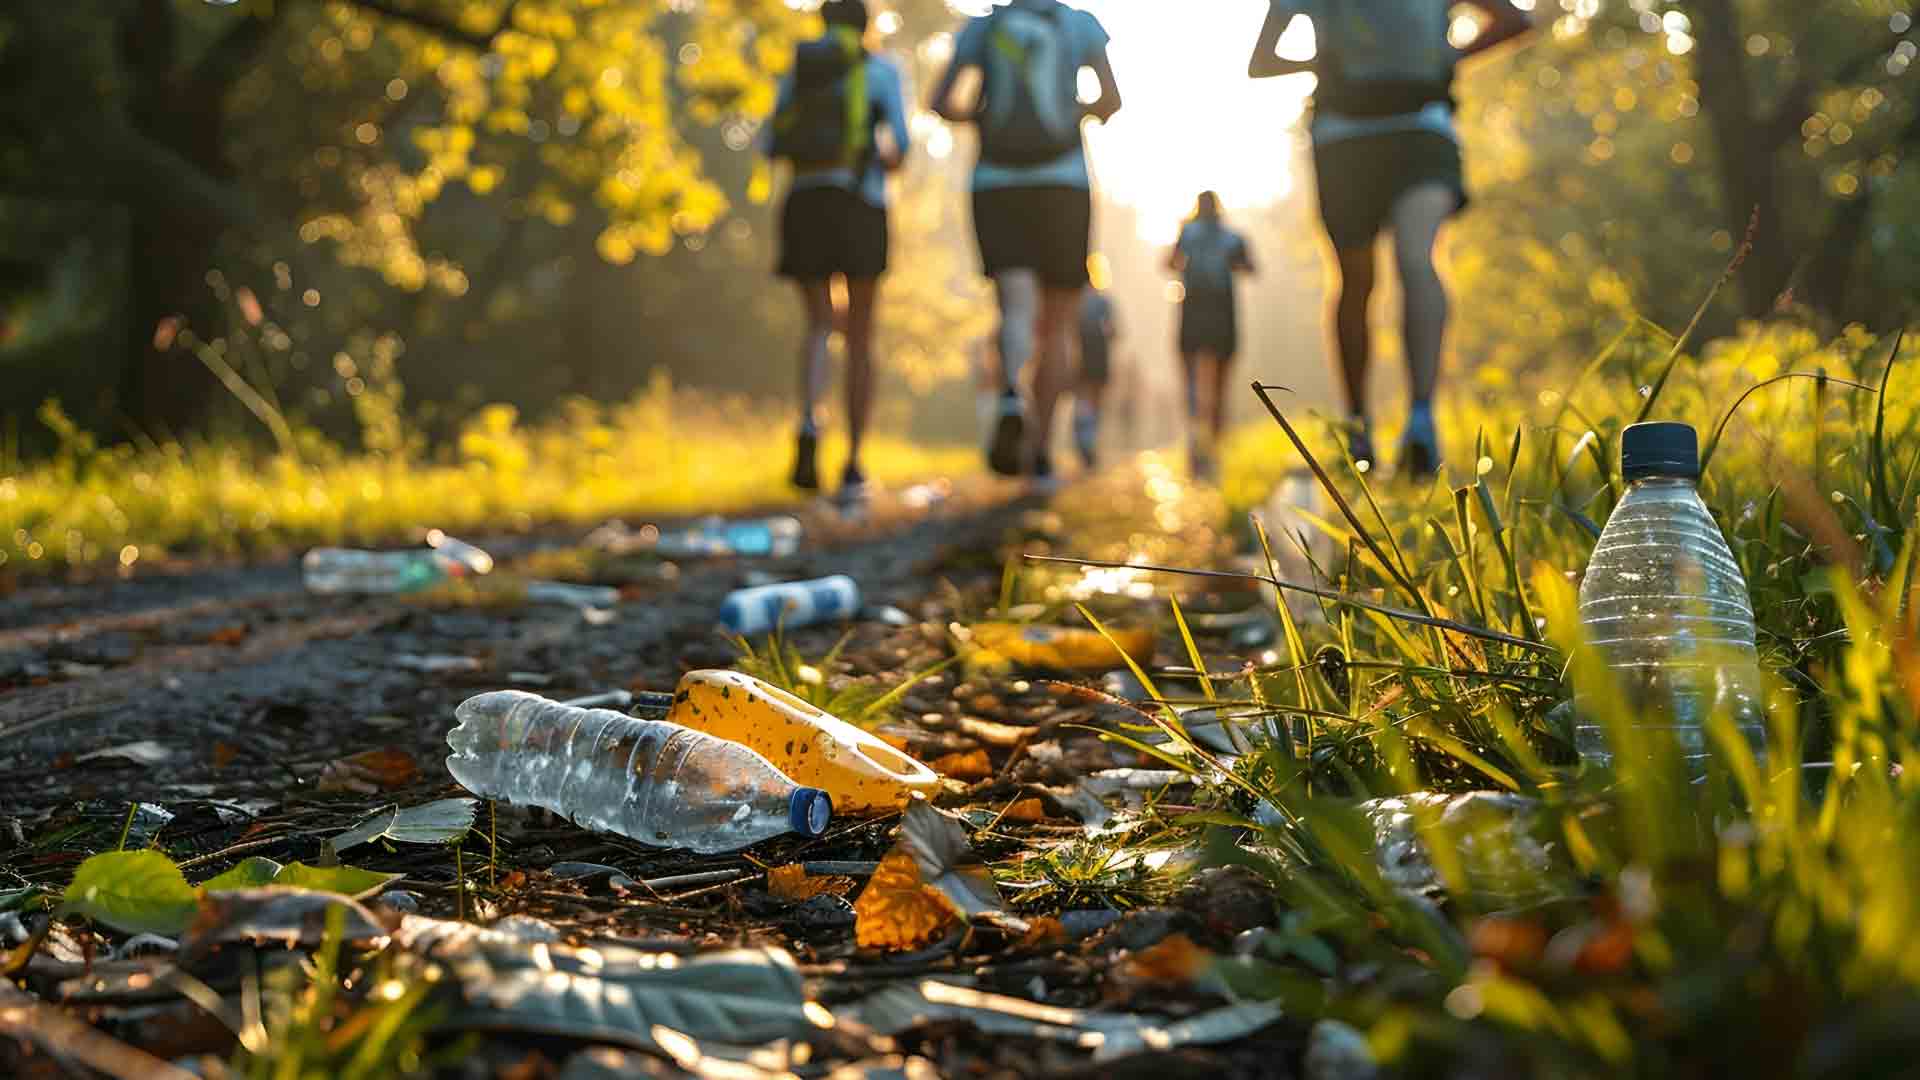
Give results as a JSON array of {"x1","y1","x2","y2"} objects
[
  {"x1": 988, "y1": 392, "x2": 1026, "y2": 477},
  {"x1": 1399, "y1": 412, "x2": 1441, "y2": 479},
  {"x1": 790, "y1": 429, "x2": 820, "y2": 491},
  {"x1": 833, "y1": 463, "x2": 871, "y2": 508}
]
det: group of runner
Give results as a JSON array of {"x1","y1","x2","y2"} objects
[{"x1": 767, "y1": 0, "x2": 1534, "y2": 503}]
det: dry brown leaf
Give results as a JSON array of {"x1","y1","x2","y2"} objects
[
  {"x1": 853, "y1": 850, "x2": 958, "y2": 951},
  {"x1": 316, "y1": 747, "x2": 420, "y2": 793},
  {"x1": 206, "y1": 625, "x2": 248, "y2": 646},
  {"x1": 768, "y1": 864, "x2": 851, "y2": 903},
  {"x1": 878, "y1": 732, "x2": 915, "y2": 753},
  {"x1": 1001, "y1": 798, "x2": 1048, "y2": 824},
  {"x1": 929, "y1": 749, "x2": 993, "y2": 782},
  {"x1": 1018, "y1": 916, "x2": 1068, "y2": 948},
  {"x1": 1121, "y1": 933, "x2": 1216, "y2": 985},
  {"x1": 211, "y1": 741, "x2": 239, "y2": 769}
]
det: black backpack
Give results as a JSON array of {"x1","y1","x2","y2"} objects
[
  {"x1": 976, "y1": 3, "x2": 1083, "y2": 166},
  {"x1": 769, "y1": 29, "x2": 872, "y2": 169}
]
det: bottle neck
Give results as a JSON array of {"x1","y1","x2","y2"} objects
[{"x1": 1627, "y1": 475, "x2": 1696, "y2": 491}]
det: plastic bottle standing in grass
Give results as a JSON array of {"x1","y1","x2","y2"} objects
[
  {"x1": 663, "y1": 669, "x2": 940, "y2": 814},
  {"x1": 445, "y1": 690, "x2": 831, "y2": 853},
  {"x1": 655, "y1": 517, "x2": 804, "y2": 559},
  {"x1": 719, "y1": 575, "x2": 861, "y2": 636},
  {"x1": 1576, "y1": 422, "x2": 1765, "y2": 770}
]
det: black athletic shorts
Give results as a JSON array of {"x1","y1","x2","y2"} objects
[
  {"x1": 777, "y1": 186, "x2": 888, "y2": 281},
  {"x1": 971, "y1": 186, "x2": 1092, "y2": 290},
  {"x1": 1079, "y1": 340, "x2": 1110, "y2": 384},
  {"x1": 1179, "y1": 291, "x2": 1238, "y2": 360},
  {"x1": 1312, "y1": 130, "x2": 1467, "y2": 252}
]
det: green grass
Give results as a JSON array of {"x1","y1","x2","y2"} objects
[
  {"x1": 0, "y1": 379, "x2": 977, "y2": 576},
  {"x1": 1152, "y1": 318, "x2": 1920, "y2": 1076}
]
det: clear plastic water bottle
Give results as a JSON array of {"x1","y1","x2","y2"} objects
[
  {"x1": 655, "y1": 517, "x2": 803, "y2": 559},
  {"x1": 303, "y1": 549, "x2": 457, "y2": 594},
  {"x1": 445, "y1": 690, "x2": 832, "y2": 853},
  {"x1": 719, "y1": 575, "x2": 861, "y2": 636},
  {"x1": 524, "y1": 581, "x2": 622, "y2": 608},
  {"x1": 1576, "y1": 422, "x2": 1765, "y2": 769}
]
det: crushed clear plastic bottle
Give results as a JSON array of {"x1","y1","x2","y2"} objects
[
  {"x1": 1576, "y1": 422, "x2": 1765, "y2": 770},
  {"x1": 719, "y1": 575, "x2": 861, "y2": 636},
  {"x1": 303, "y1": 549, "x2": 457, "y2": 594},
  {"x1": 654, "y1": 516, "x2": 804, "y2": 559},
  {"x1": 445, "y1": 690, "x2": 831, "y2": 853}
]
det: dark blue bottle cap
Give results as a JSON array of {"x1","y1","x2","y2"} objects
[
  {"x1": 789, "y1": 789, "x2": 832, "y2": 837},
  {"x1": 1621, "y1": 421, "x2": 1699, "y2": 481}
]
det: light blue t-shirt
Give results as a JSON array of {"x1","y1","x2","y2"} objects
[
  {"x1": 952, "y1": 1, "x2": 1110, "y2": 192},
  {"x1": 769, "y1": 51, "x2": 912, "y2": 209},
  {"x1": 1176, "y1": 220, "x2": 1251, "y2": 297}
]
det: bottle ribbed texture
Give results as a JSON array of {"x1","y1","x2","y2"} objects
[
  {"x1": 1576, "y1": 479, "x2": 1765, "y2": 767},
  {"x1": 445, "y1": 690, "x2": 825, "y2": 853}
]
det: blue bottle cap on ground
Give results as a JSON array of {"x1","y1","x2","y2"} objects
[
  {"x1": 1621, "y1": 421, "x2": 1699, "y2": 481},
  {"x1": 789, "y1": 789, "x2": 832, "y2": 837}
]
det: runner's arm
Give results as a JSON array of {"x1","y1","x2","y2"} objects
[
  {"x1": 1233, "y1": 238, "x2": 1257, "y2": 277},
  {"x1": 926, "y1": 55, "x2": 975, "y2": 123},
  {"x1": 878, "y1": 62, "x2": 912, "y2": 170},
  {"x1": 1457, "y1": 0, "x2": 1533, "y2": 59},
  {"x1": 1165, "y1": 245, "x2": 1187, "y2": 274},
  {"x1": 1081, "y1": 47, "x2": 1122, "y2": 123},
  {"x1": 1249, "y1": 3, "x2": 1313, "y2": 79}
]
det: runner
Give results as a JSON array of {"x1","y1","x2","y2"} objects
[
  {"x1": 1250, "y1": 0, "x2": 1530, "y2": 476},
  {"x1": 767, "y1": 0, "x2": 911, "y2": 504},
  {"x1": 1073, "y1": 254, "x2": 1119, "y2": 469},
  {"x1": 1166, "y1": 191, "x2": 1255, "y2": 482},
  {"x1": 928, "y1": 0, "x2": 1122, "y2": 491}
]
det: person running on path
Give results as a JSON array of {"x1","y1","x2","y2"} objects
[
  {"x1": 1073, "y1": 254, "x2": 1119, "y2": 469},
  {"x1": 928, "y1": 0, "x2": 1122, "y2": 491},
  {"x1": 1167, "y1": 191, "x2": 1255, "y2": 482},
  {"x1": 1250, "y1": 0, "x2": 1529, "y2": 476},
  {"x1": 767, "y1": 0, "x2": 910, "y2": 505}
]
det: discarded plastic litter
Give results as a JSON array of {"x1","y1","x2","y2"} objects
[
  {"x1": 446, "y1": 690, "x2": 832, "y2": 853},
  {"x1": 1577, "y1": 422, "x2": 1765, "y2": 769},
  {"x1": 654, "y1": 516, "x2": 804, "y2": 559},
  {"x1": 663, "y1": 670, "x2": 940, "y2": 815},
  {"x1": 303, "y1": 548, "x2": 459, "y2": 595},
  {"x1": 719, "y1": 575, "x2": 861, "y2": 636},
  {"x1": 971, "y1": 621, "x2": 1154, "y2": 671},
  {"x1": 426, "y1": 531, "x2": 496, "y2": 575},
  {"x1": 524, "y1": 581, "x2": 621, "y2": 608}
]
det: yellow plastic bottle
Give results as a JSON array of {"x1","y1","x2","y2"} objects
[
  {"x1": 664, "y1": 670, "x2": 940, "y2": 815},
  {"x1": 969, "y1": 622, "x2": 1155, "y2": 672}
]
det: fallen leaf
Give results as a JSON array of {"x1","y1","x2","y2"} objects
[
  {"x1": 853, "y1": 851, "x2": 956, "y2": 951},
  {"x1": 929, "y1": 749, "x2": 993, "y2": 782},
  {"x1": 77, "y1": 740, "x2": 172, "y2": 766},
  {"x1": 206, "y1": 625, "x2": 248, "y2": 647},
  {"x1": 768, "y1": 864, "x2": 852, "y2": 903},
  {"x1": 1470, "y1": 916, "x2": 1549, "y2": 971},
  {"x1": 181, "y1": 888, "x2": 391, "y2": 960},
  {"x1": 878, "y1": 732, "x2": 915, "y2": 754},
  {"x1": 1121, "y1": 933, "x2": 1216, "y2": 985},
  {"x1": 330, "y1": 798, "x2": 477, "y2": 852},
  {"x1": 1002, "y1": 798, "x2": 1048, "y2": 824},
  {"x1": 1018, "y1": 916, "x2": 1068, "y2": 948},
  {"x1": 317, "y1": 747, "x2": 420, "y2": 793},
  {"x1": 211, "y1": 742, "x2": 239, "y2": 769},
  {"x1": 57, "y1": 850, "x2": 199, "y2": 936},
  {"x1": 1574, "y1": 920, "x2": 1635, "y2": 975},
  {"x1": 197, "y1": 857, "x2": 403, "y2": 900},
  {"x1": 854, "y1": 797, "x2": 1018, "y2": 951}
]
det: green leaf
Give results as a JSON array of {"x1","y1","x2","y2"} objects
[
  {"x1": 197, "y1": 857, "x2": 401, "y2": 900},
  {"x1": 198, "y1": 856, "x2": 284, "y2": 892},
  {"x1": 273, "y1": 862, "x2": 404, "y2": 899},
  {"x1": 331, "y1": 798, "x2": 477, "y2": 852},
  {"x1": 58, "y1": 850, "x2": 199, "y2": 936}
]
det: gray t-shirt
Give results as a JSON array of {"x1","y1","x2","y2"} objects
[
  {"x1": 952, "y1": 1, "x2": 1110, "y2": 192},
  {"x1": 1274, "y1": 0, "x2": 1460, "y2": 146}
]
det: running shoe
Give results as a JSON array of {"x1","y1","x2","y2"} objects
[
  {"x1": 833, "y1": 463, "x2": 871, "y2": 508},
  {"x1": 790, "y1": 429, "x2": 820, "y2": 491},
  {"x1": 988, "y1": 392, "x2": 1026, "y2": 477},
  {"x1": 1028, "y1": 452, "x2": 1061, "y2": 497},
  {"x1": 1399, "y1": 411, "x2": 1442, "y2": 478},
  {"x1": 1346, "y1": 420, "x2": 1377, "y2": 473}
]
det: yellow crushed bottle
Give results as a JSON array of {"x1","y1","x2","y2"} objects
[
  {"x1": 969, "y1": 622, "x2": 1155, "y2": 672},
  {"x1": 664, "y1": 670, "x2": 940, "y2": 815}
]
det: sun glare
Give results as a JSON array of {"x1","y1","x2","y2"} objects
[{"x1": 1080, "y1": 2, "x2": 1318, "y2": 244}]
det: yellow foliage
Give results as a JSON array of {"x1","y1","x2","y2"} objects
[{"x1": 853, "y1": 850, "x2": 958, "y2": 952}]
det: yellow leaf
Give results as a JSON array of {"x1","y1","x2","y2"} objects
[
  {"x1": 767, "y1": 864, "x2": 850, "y2": 903},
  {"x1": 929, "y1": 749, "x2": 993, "y2": 782},
  {"x1": 853, "y1": 850, "x2": 957, "y2": 951}
]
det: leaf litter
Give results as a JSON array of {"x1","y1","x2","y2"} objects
[{"x1": 0, "y1": 463, "x2": 1312, "y2": 1076}]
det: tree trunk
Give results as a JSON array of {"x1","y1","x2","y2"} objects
[{"x1": 1686, "y1": 0, "x2": 1798, "y2": 318}]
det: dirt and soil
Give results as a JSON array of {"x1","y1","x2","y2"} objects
[{"x1": 0, "y1": 463, "x2": 1305, "y2": 1078}]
